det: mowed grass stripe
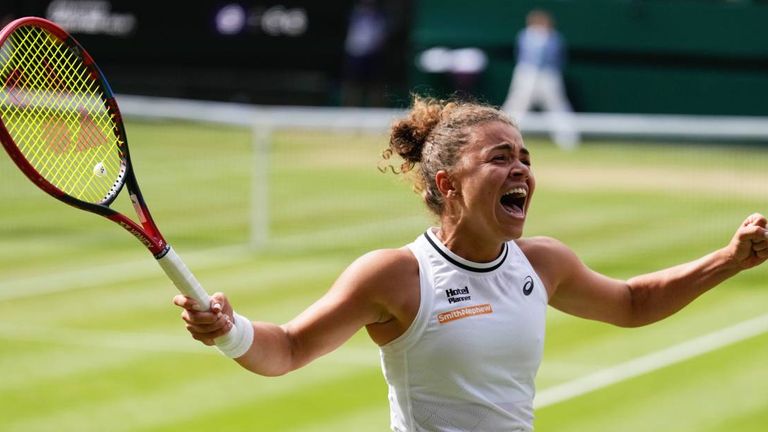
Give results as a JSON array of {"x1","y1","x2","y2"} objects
[
  {"x1": 0, "y1": 355, "x2": 382, "y2": 432},
  {"x1": 538, "y1": 291, "x2": 768, "y2": 390},
  {"x1": 534, "y1": 333, "x2": 768, "y2": 432},
  {"x1": 2, "y1": 122, "x2": 768, "y2": 431},
  {"x1": 0, "y1": 213, "x2": 424, "y2": 303},
  {"x1": 536, "y1": 313, "x2": 768, "y2": 409},
  {"x1": 283, "y1": 405, "x2": 392, "y2": 432},
  {"x1": 135, "y1": 367, "x2": 388, "y2": 432},
  {"x1": 0, "y1": 255, "x2": 349, "y2": 330},
  {"x1": 0, "y1": 244, "x2": 251, "y2": 301},
  {"x1": 541, "y1": 274, "x2": 768, "y2": 362},
  {"x1": 0, "y1": 338, "x2": 206, "y2": 395},
  {"x1": 0, "y1": 324, "x2": 377, "y2": 392}
]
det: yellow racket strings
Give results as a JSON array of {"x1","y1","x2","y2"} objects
[{"x1": 0, "y1": 25, "x2": 124, "y2": 204}]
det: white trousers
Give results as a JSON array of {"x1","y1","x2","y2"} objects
[{"x1": 502, "y1": 64, "x2": 580, "y2": 150}]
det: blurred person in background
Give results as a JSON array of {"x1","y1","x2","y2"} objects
[
  {"x1": 174, "y1": 97, "x2": 768, "y2": 431},
  {"x1": 340, "y1": 0, "x2": 388, "y2": 107},
  {"x1": 502, "y1": 9, "x2": 580, "y2": 150}
]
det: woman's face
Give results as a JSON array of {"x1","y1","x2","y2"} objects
[{"x1": 448, "y1": 121, "x2": 534, "y2": 241}]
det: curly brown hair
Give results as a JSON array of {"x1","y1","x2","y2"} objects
[{"x1": 382, "y1": 95, "x2": 516, "y2": 216}]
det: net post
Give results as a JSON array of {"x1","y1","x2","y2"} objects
[{"x1": 250, "y1": 124, "x2": 271, "y2": 250}]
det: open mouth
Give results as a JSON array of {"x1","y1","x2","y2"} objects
[{"x1": 500, "y1": 187, "x2": 527, "y2": 216}]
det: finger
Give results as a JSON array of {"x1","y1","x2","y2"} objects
[
  {"x1": 186, "y1": 328, "x2": 216, "y2": 346},
  {"x1": 172, "y1": 295, "x2": 198, "y2": 311},
  {"x1": 210, "y1": 301, "x2": 222, "y2": 314},
  {"x1": 186, "y1": 315, "x2": 232, "y2": 338},
  {"x1": 751, "y1": 240, "x2": 768, "y2": 252},
  {"x1": 211, "y1": 292, "x2": 233, "y2": 315},
  {"x1": 194, "y1": 318, "x2": 229, "y2": 333},
  {"x1": 743, "y1": 213, "x2": 768, "y2": 228},
  {"x1": 738, "y1": 225, "x2": 768, "y2": 242},
  {"x1": 181, "y1": 303, "x2": 224, "y2": 322}
]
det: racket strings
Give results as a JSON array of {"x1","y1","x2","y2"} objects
[
  {"x1": 0, "y1": 25, "x2": 124, "y2": 204},
  {"x1": 21, "y1": 29, "x2": 121, "y2": 201}
]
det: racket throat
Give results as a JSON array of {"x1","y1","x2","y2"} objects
[
  {"x1": 129, "y1": 192, "x2": 164, "y2": 250},
  {"x1": 130, "y1": 193, "x2": 149, "y2": 224},
  {"x1": 107, "y1": 195, "x2": 167, "y2": 256}
]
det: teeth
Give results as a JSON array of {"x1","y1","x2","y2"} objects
[{"x1": 503, "y1": 187, "x2": 527, "y2": 198}]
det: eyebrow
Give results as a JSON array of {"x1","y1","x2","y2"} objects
[{"x1": 488, "y1": 143, "x2": 530, "y2": 156}]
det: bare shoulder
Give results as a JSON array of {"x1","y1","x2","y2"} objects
[
  {"x1": 514, "y1": 236, "x2": 581, "y2": 297},
  {"x1": 515, "y1": 236, "x2": 574, "y2": 261},
  {"x1": 338, "y1": 247, "x2": 419, "y2": 302},
  {"x1": 351, "y1": 247, "x2": 419, "y2": 281},
  {"x1": 345, "y1": 248, "x2": 421, "y2": 344}
]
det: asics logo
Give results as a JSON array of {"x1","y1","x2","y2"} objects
[{"x1": 522, "y1": 275, "x2": 534, "y2": 296}]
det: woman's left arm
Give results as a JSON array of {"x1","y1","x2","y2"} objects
[{"x1": 537, "y1": 213, "x2": 768, "y2": 327}]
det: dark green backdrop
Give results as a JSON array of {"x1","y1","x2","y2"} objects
[{"x1": 411, "y1": 0, "x2": 768, "y2": 116}]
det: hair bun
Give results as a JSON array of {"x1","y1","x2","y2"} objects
[
  {"x1": 381, "y1": 94, "x2": 513, "y2": 216},
  {"x1": 389, "y1": 97, "x2": 448, "y2": 164}
]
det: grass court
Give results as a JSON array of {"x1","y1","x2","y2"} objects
[{"x1": 1, "y1": 120, "x2": 767, "y2": 431}]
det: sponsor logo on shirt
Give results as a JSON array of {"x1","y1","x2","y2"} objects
[
  {"x1": 438, "y1": 303, "x2": 493, "y2": 324},
  {"x1": 445, "y1": 286, "x2": 471, "y2": 304},
  {"x1": 523, "y1": 275, "x2": 534, "y2": 296}
]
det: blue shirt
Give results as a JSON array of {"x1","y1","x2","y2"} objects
[{"x1": 516, "y1": 27, "x2": 564, "y2": 71}]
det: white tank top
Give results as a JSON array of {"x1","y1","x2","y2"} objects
[{"x1": 380, "y1": 229, "x2": 548, "y2": 432}]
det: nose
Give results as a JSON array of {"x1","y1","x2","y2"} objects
[{"x1": 510, "y1": 160, "x2": 530, "y2": 179}]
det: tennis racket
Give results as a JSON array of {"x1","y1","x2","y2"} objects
[{"x1": 0, "y1": 17, "x2": 238, "y2": 348}]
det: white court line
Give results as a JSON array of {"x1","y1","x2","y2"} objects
[
  {"x1": 534, "y1": 313, "x2": 768, "y2": 409},
  {"x1": 2, "y1": 314, "x2": 766, "y2": 404},
  {"x1": 0, "y1": 216, "x2": 427, "y2": 301},
  {"x1": 0, "y1": 244, "x2": 251, "y2": 301},
  {"x1": 6, "y1": 218, "x2": 765, "y2": 408}
]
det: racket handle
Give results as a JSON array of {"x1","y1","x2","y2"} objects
[
  {"x1": 157, "y1": 246, "x2": 212, "y2": 310},
  {"x1": 157, "y1": 246, "x2": 244, "y2": 352}
]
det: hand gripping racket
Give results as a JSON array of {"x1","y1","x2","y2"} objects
[{"x1": 0, "y1": 17, "x2": 241, "y2": 350}]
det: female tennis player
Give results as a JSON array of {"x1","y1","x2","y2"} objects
[{"x1": 173, "y1": 96, "x2": 768, "y2": 431}]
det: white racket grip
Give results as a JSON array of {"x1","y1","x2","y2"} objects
[
  {"x1": 157, "y1": 246, "x2": 244, "y2": 352},
  {"x1": 157, "y1": 247, "x2": 211, "y2": 310}
]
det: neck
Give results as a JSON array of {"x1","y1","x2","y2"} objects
[{"x1": 436, "y1": 222, "x2": 506, "y2": 263}]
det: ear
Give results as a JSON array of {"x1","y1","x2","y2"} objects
[{"x1": 435, "y1": 170, "x2": 457, "y2": 197}]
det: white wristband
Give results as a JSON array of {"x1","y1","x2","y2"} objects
[{"x1": 216, "y1": 312, "x2": 254, "y2": 358}]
